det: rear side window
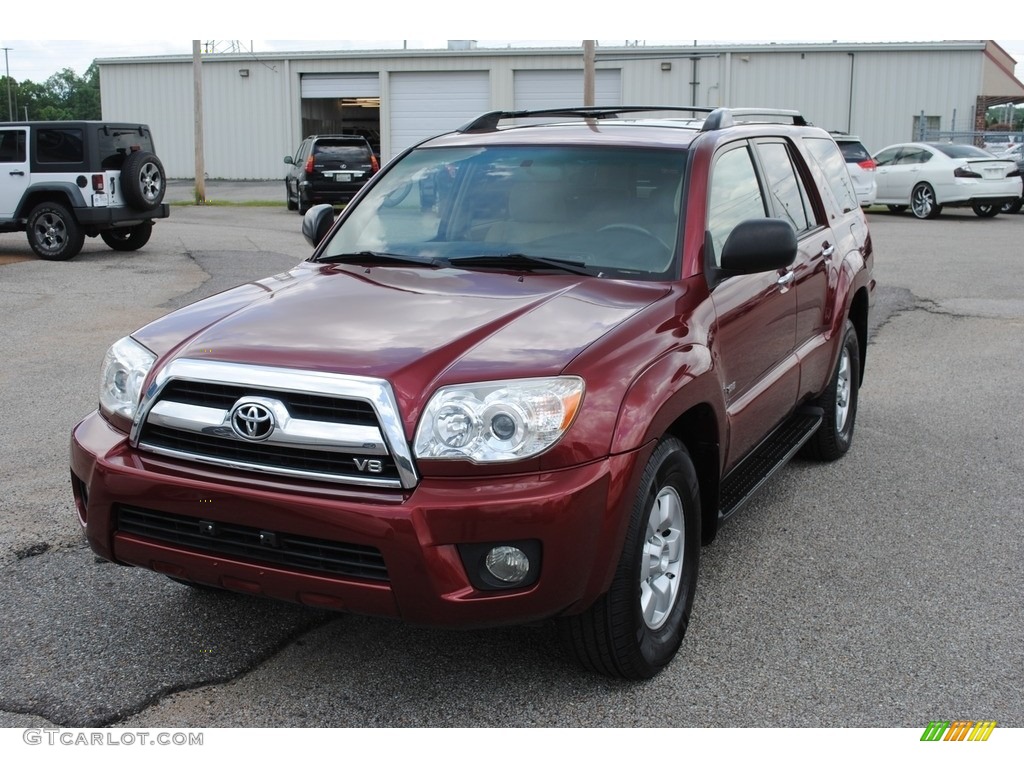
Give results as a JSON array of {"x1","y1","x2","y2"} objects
[
  {"x1": 756, "y1": 141, "x2": 814, "y2": 233},
  {"x1": 36, "y1": 129, "x2": 84, "y2": 164},
  {"x1": 803, "y1": 137, "x2": 858, "y2": 214},
  {"x1": 838, "y1": 141, "x2": 870, "y2": 163},
  {"x1": 0, "y1": 129, "x2": 27, "y2": 163}
]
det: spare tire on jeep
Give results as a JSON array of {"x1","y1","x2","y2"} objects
[{"x1": 121, "y1": 150, "x2": 166, "y2": 211}]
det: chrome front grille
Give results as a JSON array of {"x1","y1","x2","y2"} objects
[{"x1": 133, "y1": 360, "x2": 418, "y2": 489}]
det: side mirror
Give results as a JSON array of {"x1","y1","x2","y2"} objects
[
  {"x1": 302, "y1": 204, "x2": 336, "y2": 248},
  {"x1": 284, "y1": 155, "x2": 294, "y2": 165},
  {"x1": 719, "y1": 218, "x2": 797, "y2": 274}
]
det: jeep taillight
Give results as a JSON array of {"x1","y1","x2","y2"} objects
[
  {"x1": 305, "y1": 155, "x2": 315, "y2": 174},
  {"x1": 91, "y1": 174, "x2": 105, "y2": 192}
]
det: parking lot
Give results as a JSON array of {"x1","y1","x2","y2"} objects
[{"x1": 0, "y1": 198, "x2": 1021, "y2": 729}]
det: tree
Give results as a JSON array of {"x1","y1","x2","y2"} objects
[{"x1": 3, "y1": 63, "x2": 100, "y2": 121}]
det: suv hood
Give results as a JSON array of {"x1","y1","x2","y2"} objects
[{"x1": 134, "y1": 261, "x2": 668, "y2": 405}]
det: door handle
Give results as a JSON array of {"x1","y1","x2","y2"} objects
[
  {"x1": 776, "y1": 270, "x2": 795, "y2": 287},
  {"x1": 9, "y1": 170, "x2": 25, "y2": 176},
  {"x1": 822, "y1": 242, "x2": 834, "y2": 259}
]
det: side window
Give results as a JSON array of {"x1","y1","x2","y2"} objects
[
  {"x1": 897, "y1": 148, "x2": 931, "y2": 165},
  {"x1": 756, "y1": 141, "x2": 814, "y2": 233},
  {"x1": 0, "y1": 129, "x2": 27, "y2": 163},
  {"x1": 707, "y1": 144, "x2": 768, "y2": 266},
  {"x1": 36, "y1": 129, "x2": 84, "y2": 164},
  {"x1": 874, "y1": 147, "x2": 899, "y2": 167},
  {"x1": 803, "y1": 137, "x2": 858, "y2": 214}
]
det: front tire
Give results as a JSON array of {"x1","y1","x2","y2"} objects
[
  {"x1": 27, "y1": 202, "x2": 85, "y2": 261},
  {"x1": 911, "y1": 183, "x2": 941, "y2": 219},
  {"x1": 100, "y1": 221, "x2": 153, "y2": 251},
  {"x1": 802, "y1": 320, "x2": 860, "y2": 461},
  {"x1": 560, "y1": 437, "x2": 700, "y2": 680},
  {"x1": 1000, "y1": 198, "x2": 1022, "y2": 214}
]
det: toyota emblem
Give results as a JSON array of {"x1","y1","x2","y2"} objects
[{"x1": 230, "y1": 401, "x2": 275, "y2": 441}]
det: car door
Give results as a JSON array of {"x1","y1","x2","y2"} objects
[
  {"x1": 880, "y1": 145, "x2": 933, "y2": 203},
  {"x1": 706, "y1": 141, "x2": 798, "y2": 468},
  {"x1": 753, "y1": 138, "x2": 836, "y2": 395},
  {"x1": 0, "y1": 127, "x2": 29, "y2": 219}
]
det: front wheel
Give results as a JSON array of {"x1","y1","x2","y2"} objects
[
  {"x1": 911, "y1": 183, "x2": 941, "y2": 219},
  {"x1": 971, "y1": 203, "x2": 1000, "y2": 218},
  {"x1": 560, "y1": 437, "x2": 700, "y2": 679},
  {"x1": 100, "y1": 221, "x2": 153, "y2": 251},
  {"x1": 801, "y1": 320, "x2": 860, "y2": 461},
  {"x1": 1000, "y1": 198, "x2": 1023, "y2": 214}
]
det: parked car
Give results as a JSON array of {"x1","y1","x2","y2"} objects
[
  {"x1": 993, "y1": 144, "x2": 1024, "y2": 213},
  {"x1": 832, "y1": 134, "x2": 877, "y2": 207},
  {"x1": 0, "y1": 121, "x2": 169, "y2": 260},
  {"x1": 872, "y1": 142, "x2": 1022, "y2": 219},
  {"x1": 72, "y1": 106, "x2": 874, "y2": 679},
  {"x1": 284, "y1": 135, "x2": 379, "y2": 213}
]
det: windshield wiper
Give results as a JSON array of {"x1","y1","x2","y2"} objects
[
  {"x1": 448, "y1": 253, "x2": 599, "y2": 277},
  {"x1": 317, "y1": 251, "x2": 441, "y2": 267}
]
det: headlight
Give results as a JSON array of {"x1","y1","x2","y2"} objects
[
  {"x1": 414, "y1": 377, "x2": 584, "y2": 463},
  {"x1": 98, "y1": 336, "x2": 156, "y2": 424}
]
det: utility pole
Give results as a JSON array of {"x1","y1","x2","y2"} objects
[
  {"x1": 3, "y1": 48, "x2": 12, "y2": 122},
  {"x1": 583, "y1": 41, "x2": 595, "y2": 106},
  {"x1": 192, "y1": 40, "x2": 206, "y2": 204}
]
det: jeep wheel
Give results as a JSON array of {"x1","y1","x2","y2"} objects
[
  {"x1": 121, "y1": 151, "x2": 166, "y2": 211},
  {"x1": 910, "y1": 183, "x2": 941, "y2": 219},
  {"x1": 100, "y1": 221, "x2": 154, "y2": 251},
  {"x1": 27, "y1": 202, "x2": 85, "y2": 261},
  {"x1": 560, "y1": 437, "x2": 700, "y2": 679},
  {"x1": 801, "y1": 320, "x2": 860, "y2": 461},
  {"x1": 971, "y1": 203, "x2": 1000, "y2": 218}
]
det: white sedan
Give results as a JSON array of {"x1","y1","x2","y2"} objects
[{"x1": 872, "y1": 142, "x2": 1022, "y2": 219}]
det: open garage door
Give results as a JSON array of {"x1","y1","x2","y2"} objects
[
  {"x1": 299, "y1": 74, "x2": 382, "y2": 156},
  {"x1": 389, "y1": 72, "x2": 491, "y2": 160}
]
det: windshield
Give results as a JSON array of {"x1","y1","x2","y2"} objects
[{"x1": 319, "y1": 144, "x2": 687, "y2": 279}]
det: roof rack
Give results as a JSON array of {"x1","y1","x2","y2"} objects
[{"x1": 457, "y1": 106, "x2": 809, "y2": 134}]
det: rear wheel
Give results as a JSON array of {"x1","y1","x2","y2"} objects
[
  {"x1": 100, "y1": 221, "x2": 153, "y2": 251},
  {"x1": 910, "y1": 183, "x2": 941, "y2": 219},
  {"x1": 286, "y1": 182, "x2": 298, "y2": 211},
  {"x1": 801, "y1": 320, "x2": 860, "y2": 461},
  {"x1": 560, "y1": 437, "x2": 700, "y2": 679},
  {"x1": 27, "y1": 202, "x2": 85, "y2": 261},
  {"x1": 971, "y1": 203, "x2": 1000, "y2": 218}
]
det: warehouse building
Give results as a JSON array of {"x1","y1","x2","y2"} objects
[{"x1": 96, "y1": 40, "x2": 1024, "y2": 180}]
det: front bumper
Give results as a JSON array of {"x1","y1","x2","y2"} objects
[{"x1": 70, "y1": 411, "x2": 647, "y2": 628}]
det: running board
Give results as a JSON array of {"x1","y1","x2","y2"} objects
[{"x1": 718, "y1": 407, "x2": 823, "y2": 522}]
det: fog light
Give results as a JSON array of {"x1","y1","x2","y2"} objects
[{"x1": 485, "y1": 546, "x2": 531, "y2": 584}]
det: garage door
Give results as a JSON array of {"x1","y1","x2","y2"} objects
[
  {"x1": 301, "y1": 74, "x2": 381, "y2": 99},
  {"x1": 389, "y1": 71, "x2": 490, "y2": 160},
  {"x1": 513, "y1": 70, "x2": 621, "y2": 110}
]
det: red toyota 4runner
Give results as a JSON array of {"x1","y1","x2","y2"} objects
[{"x1": 71, "y1": 107, "x2": 875, "y2": 679}]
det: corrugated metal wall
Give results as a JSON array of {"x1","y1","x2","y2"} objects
[{"x1": 98, "y1": 44, "x2": 999, "y2": 180}]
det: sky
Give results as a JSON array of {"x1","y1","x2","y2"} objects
[{"x1": 3, "y1": 6, "x2": 1022, "y2": 84}]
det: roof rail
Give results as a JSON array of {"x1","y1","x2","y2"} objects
[{"x1": 457, "y1": 106, "x2": 809, "y2": 134}]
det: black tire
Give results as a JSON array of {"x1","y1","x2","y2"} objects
[
  {"x1": 1000, "y1": 198, "x2": 1022, "y2": 214},
  {"x1": 100, "y1": 220, "x2": 154, "y2": 251},
  {"x1": 971, "y1": 203, "x2": 1000, "y2": 218},
  {"x1": 121, "y1": 151, "x2": 166, "y2": 211},
  {"x1": 801, "y1": 320, "x2": 860, "y2": 461},
  {"x1": 910, "y1": 183, "x2": 941, "y2": 219},
  {"x1": 26, "y1": 202, "x2": 85, "y2": 261},
  {"x1": 298, "y1": 192, "x2": 311, "y2": 215},
  {"x1": 560, "y1": 437, "x2": 700, "y2": 680},
  {"x1": 887, "y1": 205, "x2": 907, "y2": 214},
  {"x1": 286, "y1": 181, "x2": 298, "y2": 211}
]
